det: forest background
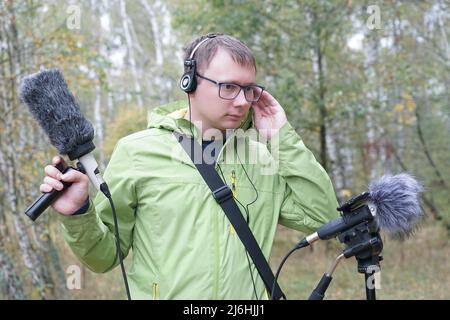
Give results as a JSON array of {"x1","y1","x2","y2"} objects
[{"x1": 0, "y1": 0, "x2": 449, "y2": 299}]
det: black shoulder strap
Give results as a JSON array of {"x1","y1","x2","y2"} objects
[{"x1": 174, "y1": 132, "x2": 285, "y2": 300}]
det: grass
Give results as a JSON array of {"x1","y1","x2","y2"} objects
[{"x1": 60, "y1": 220, "x2": 450, "y2": 300}]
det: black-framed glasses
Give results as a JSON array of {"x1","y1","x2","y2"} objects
[{"x1": 197, "y1": 74, "x2": 265, "y2": 102}]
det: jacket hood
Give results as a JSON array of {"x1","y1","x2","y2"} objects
[{"x1": 147, "y1": 100, "x2": 254, "y2": 139}]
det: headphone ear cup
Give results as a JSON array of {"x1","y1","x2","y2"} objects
[
  {"x1": 180, "y1": 73, "x2": 192, "y2": 92},
  {"x1": 180, "y1": 69, "x2": 197, "y2": 93},
  {"x1": 180, "y1": 59, "x2": 197, "y2": 93}
]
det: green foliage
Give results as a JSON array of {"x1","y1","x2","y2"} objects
[{"x1": 103, "y1": 106, "x2": 148, "y2": 159}]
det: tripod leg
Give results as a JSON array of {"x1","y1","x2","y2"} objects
[{"x1": 365, "y1": 272, "x2": 377, "y2": 300}]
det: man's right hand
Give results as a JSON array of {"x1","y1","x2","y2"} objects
[{"x1": 40, "y1": 156, "x2": 90, "y2": 216}]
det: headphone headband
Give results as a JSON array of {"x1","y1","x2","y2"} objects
[{"x1": 189, "y1": 35, "x2": 217, "y2": 60}]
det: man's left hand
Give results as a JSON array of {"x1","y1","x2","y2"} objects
[{"x1": 252, "y1": 91, "x2": 287, "y2": 140}]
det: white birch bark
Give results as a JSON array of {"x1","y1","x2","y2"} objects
[
  {"x1": 119, "y1": 0, "x2": 143, "y2": 107},
  {"x1": 140, "y1": 0, "x2": 169, "y2": 103},
  {"x1": 94, "y1": 75, "x2": 106, "y2": 169}
]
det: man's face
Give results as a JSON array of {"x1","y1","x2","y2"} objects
[{"x1": 190, "y1": 48, "x2": 256, "y2": 133}]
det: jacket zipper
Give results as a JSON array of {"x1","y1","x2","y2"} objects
[
  {"x1": 231, "y1": 170, "x2": 237, "y2": 197},
  {"x1": 152, "y1": 282, "x2": 159, "y2": 300},
  {"x1": 214, "y1": 205, "x2": 220, "y2": 298},
  {"x1": 230, "y1": 170, "x2": 237, "y2": 234}
]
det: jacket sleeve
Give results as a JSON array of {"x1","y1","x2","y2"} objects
[
  {"x1": 57, "y1": 139, "x2": 137, "y2": 273},
  {"x1": 268, "y1": 121, "x2": 340, "y2": 233}
]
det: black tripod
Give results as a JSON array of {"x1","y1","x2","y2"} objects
[
  {"x1": 343, "y1": 215, "x2": 383, "y2": 300},
  {"x1": 356, "y1": 245, "x2": 383, "y2": 300}
]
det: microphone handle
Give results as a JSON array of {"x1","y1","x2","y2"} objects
[{"x1": 24, "y1": 163, "x2": 73, "y2": 221}]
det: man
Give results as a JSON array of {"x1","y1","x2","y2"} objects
[{"x1": 41, "y1": 33, "x2": 339, "y2": 299}]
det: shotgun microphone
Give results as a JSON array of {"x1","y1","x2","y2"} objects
[
  {"x1": 20, "y1": 68, "x2": 131, "y2": 300},
  {"x1": 19, "y1": 68, "x2": 108, "y2": 221}
]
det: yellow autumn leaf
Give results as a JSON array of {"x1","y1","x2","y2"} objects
[
  {"x1": 404, "y1": 117, "x2": 417, "y2": 125},
  {"x1": 405, "y1": 98, "x2": 416, "y2": 112},
  {"x1": 340, "y1": 189, "x2": 353, "y2": 198},
  {"x1": 394, "y1": 103, "x2": 404, "y2": 113}
]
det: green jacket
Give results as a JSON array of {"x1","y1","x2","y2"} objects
[{"x1": 59, "y1": 100, "x2": 339, "y2": 299}]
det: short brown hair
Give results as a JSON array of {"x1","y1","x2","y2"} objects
[{"x1": 182, "y1": 33, "x2": 257, "y2": 74}]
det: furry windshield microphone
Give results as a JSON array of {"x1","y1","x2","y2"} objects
[
  {"x1": 299, "y1": 173, "x2": 424, "y2": 246},
  {"x1": 19, "y1": 69, "x2": 95, "y2": 157},
  {"x1": 19, "y1": 68, "x2": 108, "y2": 221},
  {"x1": 368, "y1": 173, "x2": 424, "y2": 240}
]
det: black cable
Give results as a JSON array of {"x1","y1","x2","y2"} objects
[
  {"x1": 235, "y1": 136, "x2": 262, "y2": 298},
  {"x1": 188, "y1": 96, "x2": 195, "y2": 139},
  {"x1": 270, "y1": 247, "x2": 297, "y2": 300},
  {"x1": 217, "y1": 163, "x2": 259, "y2": 300},
  {"x1": 225, "y1": 132, "x2": 268, "y2": 299},
  {"x1": 234, "y1": 195, "x2": 259, "y2": 300},
  {"x1": 270, "y1": 240, "x2": 309, "y2": 300},
  {"x1": 101, "y1": 183, "x2": 131, "y2": 300},
  {"x1": 235, "y1": 143, "x2": 259, "y2": 220}
]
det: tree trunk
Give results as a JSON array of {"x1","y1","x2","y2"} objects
[
  {"x1": 1, "y1": 0, "x2": 55, "y2": 299},
  {"x1": 0, "y1": 244, "x2": 25, "y2": 300},
  {"x1": 414, "y1": 95, "x2": 449, "y2": 189},
  {"x1": 119, "y1": 0, "x2": 143, "y2": 108},
  {"x1": 140, "y1": 0, "x2": 169, "y2": 103},
  {"x1": 362, "y1": 32, "x2": 381, "y2": 181},
  {"x1": 94, "y1": 74, "x2": 106, "y2": 170},
  {"x1": 308, "y1": 8, "x2": 329, "y2": 171},
  {"x1": 106, "y1": 72, "x2": 115, "y2": 124}
]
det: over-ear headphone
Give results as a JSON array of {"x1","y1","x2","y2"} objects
[{"x1": 180, "y1": 35, "x2": 217, "y2": 93}]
